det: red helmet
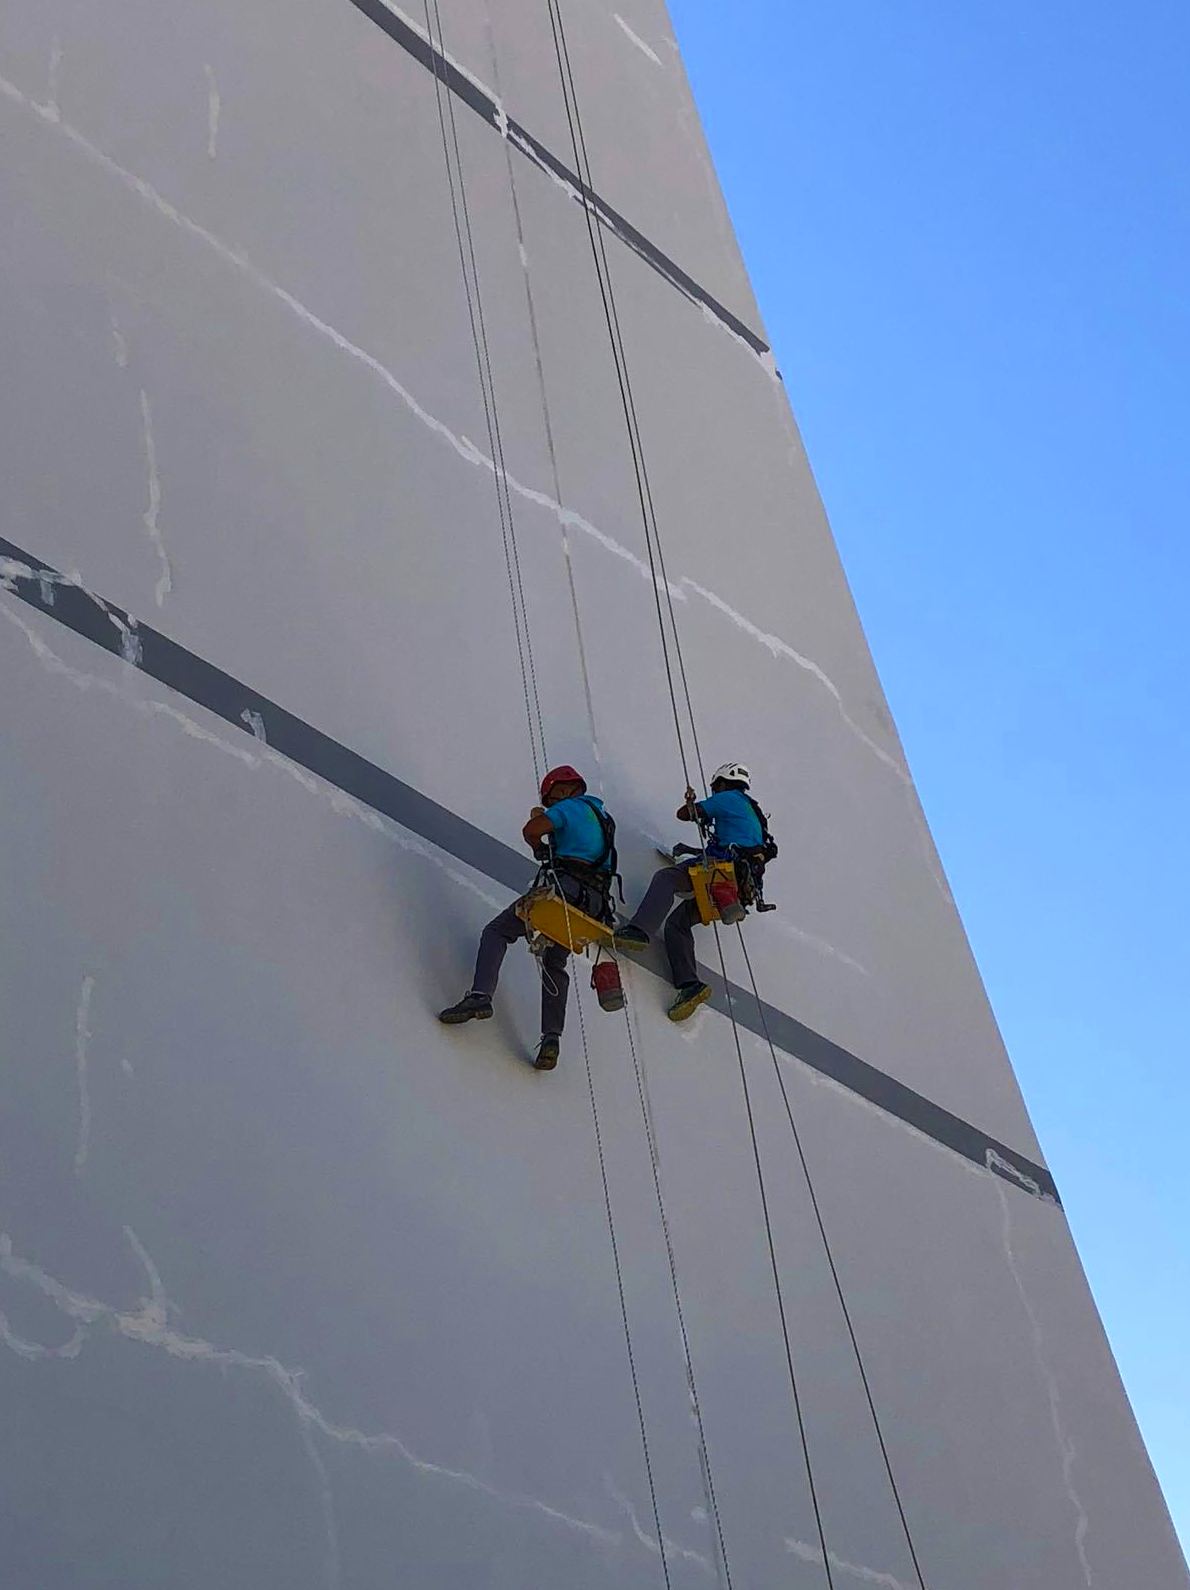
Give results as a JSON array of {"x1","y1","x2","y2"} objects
[{"x1": 540, "y1": 764, "x2": 587, "y2": 802}]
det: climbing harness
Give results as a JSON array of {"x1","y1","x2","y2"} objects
[
  {"x1": 671, "y1": 798, "x2": 779, "y2": 928},
  {"x1": 518, "y1": 806, "x2": 626, "y2": 1012}
]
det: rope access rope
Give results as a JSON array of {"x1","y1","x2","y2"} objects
[
  {"x1": 424, "y1": 10, "x2": 679, "y2": 1574},
  {"x1": 546, "y1": 0, "x2": 709, "y2": 793},
  {"x1": 616, "y1": 1002, "x2": 735, "y2": 1587},
  {"x1": 543, "y1": 9, "x2": 936, "y2": 1586},
  {"x1": 735, "y1": 929, "x2": 929, "y2": 1588},
  {"x1": 430, "y1": 1, "x2": 928, "y2": 1579},
  {"x1": 543, "y1": 7, "x2": 836, "y2": 1581},
  {"x1": 707, "y1": 922, "x2": 837, "y2": 1588},
  {"x1": 539, "y1": 7, "x2": 748, "y2": 1575},
  {"x1": 544, "y1": 0, "x2": 695, "y2": 793},
  {"x1": 423, "y1": 0, "x2": 549, "y2": 782},
  {"x1": 544, "y1": 863, "x2": 674, "y2": 1589}
]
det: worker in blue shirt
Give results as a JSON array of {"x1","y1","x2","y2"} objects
[
  {"x1": 439, "y1": 765, "x2": 616, "y2": 1070},
  {"x1": 615, "y1": 762, "x2": 763, "y2": 1021}
]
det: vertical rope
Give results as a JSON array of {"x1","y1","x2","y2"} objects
[
  {"x1": 423, "y1": 0, "x2": 548, "y2": 782},
  {"x1": 543, "y1": 863, "x2": 673, "y2": 1589},
  {"x1": 708, "y1": 925, "x2": 836, "y2": 1589},
  {"x1": 485, "y1": 15, "x2": 603, "y2": 776},
  {"x1": 735, "y1": 929, "x2": 929, "y2": 1589},
  {"x1": 542, "y1": 8, "x2": 840, "y2": 1580},
  {"x1": 548, "y1": 1, "x2": 708, "y2": 789},
  {"x1": 618, "y1": 1004, "x2": 734, "y2": 1587},
  {"x1": 545, "y1": 0, "x2": 693, "y2": 792}
]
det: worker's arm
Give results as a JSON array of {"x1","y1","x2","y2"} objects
[
  {"x1": 676, "y1": 786, "x2": 701, "y2": 823},
  {"x1": 522, "y1": 806, "x2": 555, "y2": 848}
]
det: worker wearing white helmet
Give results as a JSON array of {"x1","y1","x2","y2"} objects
[{"x1": 615, "y1": 761, "x2": 770, "y2": 1021}]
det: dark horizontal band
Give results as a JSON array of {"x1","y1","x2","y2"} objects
[
  {"x1": 1, "y1": 536, "x2": 1059, "y2": 1205},
  {"x1": 345, "y1": 0, "x2": 771, "y2": 358}
]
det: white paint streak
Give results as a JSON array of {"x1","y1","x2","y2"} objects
[
  {"x1": 0, "y1": 70, "x2": 908, "y2": 787},
  {"x1": 0, "y1": 1312, "x2": 85, "y2": 1361},
  {"x1": 993, "y1": 1173, "x2": 1092, "y2": 1584},
  {"x1": 682, "y1": 577, "x2": 908, "y2": 783},
  {"x1": 377, "y1": 0, "x2": 508, "y2": 126},
  {"x1": 44, "y1": 37, "x2": 62, "y2": 122},
  {"x1": 241, "y1": 708, "x2": 267, "y2": 743},
  {"x1": 73, "y1": 975, "x2": 96, "y2": 1176},
  {"x1": 139, "y1": 390, "x2": 172, "y2": 605},
  {"x1": 604, "y1": 1474, "x2": 713, "y2": 1577},
  {"x1": 0, "y1": 1228, "x2": 623, "y2": 1563},
  {"x1": 1, "y1": 559, "x2": 143, "y2": 663},
  {"x1": 0, "y1": 597, "x2": 503, "y2": 911},
  {"x1": 203, "y1": 64, "x2": 220, "y2": 159},
  {"x1": 770, "y1": 915, "x2": 871, "y2": 978},
  {"x1": 786, "y1": 1535, "x2": 912, "y2": 1589},
  {"x1": 109, "y1": 310, "x2": 129, "y2": 368},
  {"x1": 614, "y1": 14, "x2": 663, "y2": 66},
  {"x1": 0, "y1": 600, "x2": 254, "y2": 763}
]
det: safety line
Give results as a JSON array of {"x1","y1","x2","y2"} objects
[
  {"x1": 535, "y1": 25, "x2": 738, "y2": 1559},
  {"x1": 708, "y1": 924, "x2": 835, "y2": 1589},
  {"x1": 0, "y1": 536, "x2": 1060, "y2": 1205},
  {"x1": 545, "y1": 0, "x2": 694, "y2": 793},
  {"x1": 422, "y1": 0, "x2": 548, "y2": 782},
  {"x1": 736, "y1": 928, "x2": 929, "y2": 1587},
  {"x1": 544, "y1": 6, "x2": 839, "y2": 1577},
  {"x1": 424, "y1": 6, "x2": 677, "y2": 1576},
  {"x1": 617, "y1": 1003, "x2": 734, "y2": 1587},
  {"x1": 548, "y1": 0, "x2": 709, "y2": 790},
  {"x1": 344, "y1": 0, "x2": 771, "y2": 359},
  {"x1": 543, "y1": 866, "x2": 674, "y2": 1587},
  {"x1": 487, "y1": 22, "x2": 602, "y2": 774},
  {"x1": 541, "y1": 10, "x2": 936, "y2": 1579}
]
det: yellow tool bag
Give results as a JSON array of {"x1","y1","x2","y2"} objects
[
  {"x1": 688, "y1": 861, "x2": 747, "y2": 926},
  {"x1": 515, "y1": 884, "x2": 617, "y2": 956}
]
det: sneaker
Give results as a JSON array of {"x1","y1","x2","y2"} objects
[
  {"x1": 667, "y1": 981, "x2": 711, "y2": 1023},
  {"x1": 533, "y1": 1035, "x2": 561, "y2": 1070},
  {"x1": 612, "y1": 924, "x2": 650, "y2": 953},
  {"x1": 438, "y1": 991, "x2": 494, "y2": 1024}
]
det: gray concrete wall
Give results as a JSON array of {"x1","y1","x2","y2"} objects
[{"x1": 1, "y1": 2, "x2": 1185, "y2": 1586}]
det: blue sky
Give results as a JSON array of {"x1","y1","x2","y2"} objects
[{"x1": 669, "y1": 0, "x2": 1189, "y2": 1558}]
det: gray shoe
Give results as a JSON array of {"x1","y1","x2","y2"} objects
[
  {"x1": 439, "y1": 991, "x2": 493, "y2": 1024},
  {"x1": 533, "y1": 1035, "x2": 561, "y2": 1070},
  {"x1": 613, "y1": 924, "x2": 650, "y2": 953}
]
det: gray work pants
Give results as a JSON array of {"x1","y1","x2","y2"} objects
[
  {"x1": 472, "y1": 871, "x2": 595, "y2": 1037},
  {"x1": 629, "y1": 861, "x2": 702, "y2": 988}
]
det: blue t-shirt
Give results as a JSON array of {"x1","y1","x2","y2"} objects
[
  {"x1": 546, "y1": 795, "x2": 612, "y2": 869},
  {"x1": 696, "y1": 789, "x2": 763, "y2": 858}
]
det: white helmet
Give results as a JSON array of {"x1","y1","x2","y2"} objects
[{"x1": 711, "y1": 761, "x2": 751, "y2": 788}]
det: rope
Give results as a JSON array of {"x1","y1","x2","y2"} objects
[
  {"x1": 708, "y1": 926, "x2": 836, "y2": 1589},
  {"x1": 735, "y1": 929, "x2": 929, "y2": 1588},
  {"x1": 543, "y1": 864, "x2": 673, "y2": 1588},
  {"x1": 487, "y1": 24, "x2": 603, "y2": 773},
  {"x1": 617, "y1": 1002, "x2": 734, "y2": 1588},
  {"x1": 428, "y1": 11, "x2": 689, "y2": 1577},
  {"x1": 546, "y1": 0, "x2": 708, "y2": 791},
  {"x1": 543, "y1": 6, "x2": 839, "y2": 1574},
  {"x1": 423, "y1": 0, "x2": 549, "y2": 782},
  {"x1": 433, "y1": 8, "x2": 925, "y2": 1584},
  {"x1": 544, "y1": 0, "x2": 694, "y2": 793}
]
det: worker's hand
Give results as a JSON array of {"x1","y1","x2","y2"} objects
[
  {"x1": 684, "y1": 786, "x2": 697, "y2": 806},
  {"x1": 530, "y1": 805, "x2": 546, "y2": 818}
]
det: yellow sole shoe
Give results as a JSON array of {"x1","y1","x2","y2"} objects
[{"x1": 667, "y1": 983, "x2": 712, "y2": 1022}]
